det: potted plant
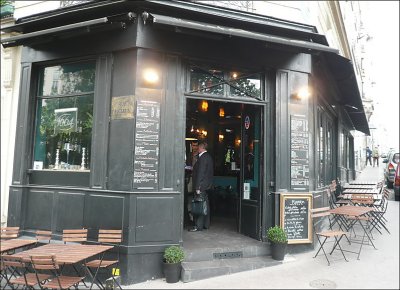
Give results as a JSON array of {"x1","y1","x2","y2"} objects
[
  {"x1": 267, "y1": 225, "x2": 288, "y2": 261},
  {"x1": 163, "y1": 245, "x2": 185, "y2": 283}
]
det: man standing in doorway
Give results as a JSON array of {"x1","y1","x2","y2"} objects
[
  {"x1": 373, "y1": 146, "x2": 380, "y2": 167},
  {"x1": 190, "y1": 140, "x2": 213, "y2": 232},
  {"x1": 185, "y1": 140, "x2": 199, "y2": 228},
  {"x1": 366, "y1": 146, "x2": 372, "y2": 166}
]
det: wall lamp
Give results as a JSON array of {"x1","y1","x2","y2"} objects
[
  {"x1": 292, "y1": 87, "x2": 311, "y2": 101},
  {"x1": 143, "y1": 68, "x2": 159, "y2": 84}
]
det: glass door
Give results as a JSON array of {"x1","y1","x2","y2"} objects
[{"x1": 239, "y1": 104, "x2": 263, "y2": 239}]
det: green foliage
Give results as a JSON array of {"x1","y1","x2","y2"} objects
[
  {"x1": 267, "y1": 225, "x2": 288, "y2": 243},
  {"x1": 163, "y1": 246, "x2": 185, "y2": 264},
  {"x1": 0, "y1": 0, "x2": 12, "y2": 7}
]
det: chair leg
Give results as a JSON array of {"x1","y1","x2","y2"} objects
[
  {"x1": 313, "y1": 235, "x2": 330, "y2": 266},
  {"x1": 329, "y1": 235, "x2": 348, "y2": 262}
]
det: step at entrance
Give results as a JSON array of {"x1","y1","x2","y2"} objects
[{"x1": 181, "y1": 255, "x2": 289, "y2": 283}]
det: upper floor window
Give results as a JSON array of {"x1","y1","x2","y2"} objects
[{"x1": 33, "y1": 61, "x2": 95, "y2": 171}]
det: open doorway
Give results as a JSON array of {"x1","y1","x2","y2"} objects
[{"x1": 184, "y1": 98, "x2": 263, "y2": 240}]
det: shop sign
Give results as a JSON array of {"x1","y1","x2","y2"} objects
[{"x1": 54, "y1": 108, "x2": 77, "y2": 134}]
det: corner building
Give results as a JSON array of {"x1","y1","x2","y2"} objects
[{"x1": 1, "y1": 0, "x2": 369, "y2": 284}]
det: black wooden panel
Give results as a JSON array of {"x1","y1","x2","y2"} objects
[
  {"x1": 90, "y1": 54, "x2": 112, "y2": 189},
  {"x1": 276, "y1": 70, "x2": 290, "y2": 191},
  {"x1": 240, "y1": 203, "x2": 258, "y2": 239},
  {"x1": 108, "y1": 50, "x2": 136, "y2": 191},
  {"x1": 55, "y1": 192, "x2": 85, "y2": 231},
  {"x1": 7, "y1": 187, "x2": 23, "y2": 226},
  {"x1": 25, "y1": 189, "x2": 53, "y2": 230},
  {"x1": 135, "y1": 196, "x2": 176, "y2": 242},
  {"x1": 29, "y1": 171, "x2": 89, "y2": 187},
  {"x1": 12, "y1": 64, "x2": 32, "y2": 185},
  {"x1": 85, "y1": 194, "x2": 124, "y2": 230}
]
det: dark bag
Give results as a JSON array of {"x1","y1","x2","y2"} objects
[{"x1": 191, "y1": 197, "x2": 207, "y2": 216}]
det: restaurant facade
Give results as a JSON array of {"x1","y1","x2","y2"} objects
[{"x1": 1, "y1": 0, "x2": 369, "y2": 284}]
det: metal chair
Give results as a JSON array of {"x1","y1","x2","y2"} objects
[
  {"x1": 85, "y1": 229, "x2": 123, "y2": 290},
  {"x1": 311, "y1": 207, "x2": 348, "y2": 266}
]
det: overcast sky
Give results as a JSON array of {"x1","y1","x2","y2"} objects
[{"x1": 361, "y1": 1, "x2": 399, "y2": 150}]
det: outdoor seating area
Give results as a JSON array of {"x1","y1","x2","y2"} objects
[
  {"x1": 1, "y1": 227, "x2": 122, "y2": 290},
  {"x1": 312, "y1": 179, "x2": 391, "y2": 265}
]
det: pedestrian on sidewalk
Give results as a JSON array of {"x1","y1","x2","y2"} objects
[
  {"x1": 366, "y1": 146, "x2": 372, "y2": 166},
  {"x1": 373, "y1": 146, "x2": 380, "y2": 167}
]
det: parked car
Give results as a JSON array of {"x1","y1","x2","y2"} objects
[
  {"x1": 394, "y1": 162, "x2": 400, "y2": 201},
  {"x1": 382, "y1": 150, "x2": 400, "y2": 189}
]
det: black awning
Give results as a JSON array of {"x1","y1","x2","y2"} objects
[
  {"x1": 323, "y1": 52, "x2": 370, "y2": 135},
  {"x1": 1, "y1": 12, "x2": 135, "y2": 48},
  {"x1": 147, "y1": 13, "x2": 339, "y2": 54}
]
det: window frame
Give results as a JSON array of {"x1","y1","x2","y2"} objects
[{"x1": 28, "y1": 58, "x2": 98, "y2": 187}]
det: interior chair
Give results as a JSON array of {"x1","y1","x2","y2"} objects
[
  {"x1": 310, "y1": 207, "x2": 348, "y2": 266},
  {"x1": 0, "y1": 226, "x2": 20, "y2": 240},
  {"x1": 85, "y1": 229, "x2": 123, "y2": 290},
  {"x1": 30, "y1": 254, "x2": 85, "y2": 290},
  {"x1": 35, "y1": 230, "x2": 52, "y2": 244},
  {"x1": 1, "y1": 254, "x2": 51, "y2": 289}
]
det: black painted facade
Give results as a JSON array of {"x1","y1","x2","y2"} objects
[{"x1": 2, "y1": 0, "x2": 368, "y2": 284}]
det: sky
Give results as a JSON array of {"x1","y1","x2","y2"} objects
[{"x1": 360, "y1": 1, "x2": 399, "y2": 150}]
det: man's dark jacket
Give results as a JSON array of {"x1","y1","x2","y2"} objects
[{"x1": 192, "y1": 151, "x2": 213, "y2": 192}]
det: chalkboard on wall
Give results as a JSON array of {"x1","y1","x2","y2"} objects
[{"x1": 280, "y1": 193, "x2": 313, "y2": 244}]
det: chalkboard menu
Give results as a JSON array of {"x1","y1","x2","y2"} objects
[
  {"x1": 290, "y1": 115, "x2": 309, "y2": 190},
  {"x1": 133, "y1": 100, "x2": 161, "y2": 189},
  {"x1": 280, "y1": 193, "x2": 312, "y2": 244}
]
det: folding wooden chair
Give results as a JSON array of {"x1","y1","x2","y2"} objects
[
  {"x1": 62, "y1": 228, "x2": 88, "y2": 244},
  {"x1": 30, "y1": 254, "x2": 85, "y2": 290},
  {"x1": 2, "y1": 254, "x2": 51, "y2": 289},
  {"x1": 311, "y1": 207, "x2": 348, "y2": 266},
  {"x1": 85, "y1": 229, "x2": 123, "y2": 290},
  {"x1": 35, "y1": 230, "x2": 52, "y2": 244},
  {"x1": 62, "y1": 228, "x2": 88, "y2": 287},
  {"x1": 0, "y1": 227, "x2": 20, "y2": 240}
]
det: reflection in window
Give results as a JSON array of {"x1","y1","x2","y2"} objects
[
  {"x1": 190, "y1": 68, "x2": 224, "y2": 95},
  {"x1": 189, "y1": 66, "x2": 262, "y2": 100},
  {"x1": 33, "y1": 61, "x2": 95, "y2": 171},
  {"x1": 229, "y1": 72, "x2": 261, "y2": 99}
]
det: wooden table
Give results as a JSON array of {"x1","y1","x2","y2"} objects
[
  {"x1": 0, "y1": 238, "x2": 37, "y2": 253},
  {"x1": 341, "y1": 194, "x2": 382, "y2": 201},
  {"x1": 12, "y1": 243, "x2": 113, "y2": 289},
  {"x1": 343, "y1": 184, "x2": 377, "y2": 190},
  {"x1": 348, "y1": 181, "x2": 377, "y2": 185},
  {"x1": 329, "y1": 205, "x2": 376, "y2": 259},
  {"x1": 342, "y1": 188, "x2": 381, "y2": 194}
]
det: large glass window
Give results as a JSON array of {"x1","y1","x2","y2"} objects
[{"x1": 33, "y1": 61, "x2": 95, "y2": 171}]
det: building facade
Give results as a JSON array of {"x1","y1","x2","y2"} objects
[{"x1": 1, "y1": 0, "x2": 370, "y2": 284}]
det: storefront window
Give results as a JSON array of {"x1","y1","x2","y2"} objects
[{"x1": 33, "y1": 61, "x2": 95, "y2": 171}]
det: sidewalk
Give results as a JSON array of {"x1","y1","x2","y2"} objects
[{"x1": 127, "y1": 166, "x2": 399, "y2": 289}]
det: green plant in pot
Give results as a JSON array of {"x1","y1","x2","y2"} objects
[
  {"x1": 267, "y1": 225, "x2": 288, "y2": 261},
  {"x1": 163, "y1": 245, "x2": 185, "y2": 283}
]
